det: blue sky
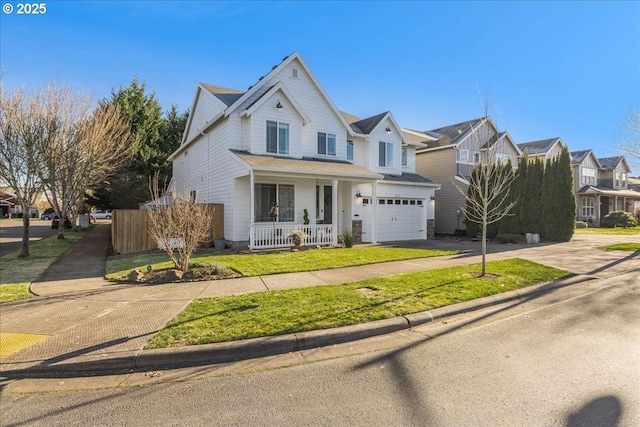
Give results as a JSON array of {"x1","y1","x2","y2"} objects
[{"x1": 2, "y1": 1, "x2": 639, "y2": 174}]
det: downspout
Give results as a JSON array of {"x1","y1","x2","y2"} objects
[
  {"x1": 332, "y1": 179, "x2": 338, "y2": 245},
  {"x1": 249, "y1": 170, "x2": 255, "y2": 249},
  {"x1": 371, "y1": 180, "x2": 378, "y2": 244}
]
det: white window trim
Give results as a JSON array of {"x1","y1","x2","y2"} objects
[
  {"x1": 379, "y1": 141, "x2": 393, "y2": 168},
  {"x1": 317, "y1": 131, "x2": 337, "y2": 156},
  {"x1": 266, "y1": 120, "x2": 289, "y2": 155},
  {"x1": 347, "y1": 140, "x2": 354, "y2": 161}
]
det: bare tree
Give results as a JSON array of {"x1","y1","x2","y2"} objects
[
  {"x1": 0, "y1": 85, "x2": 45, "y2": 257},
  {"x1": 146, "y1": 177, "x2": 212, "y2": 272},
  {"x1": 618, "y1": 108, "x2": 639, "y2": 168},
  {"x1": 453, "y1": 96, "x2": 517, "y2": 276},
  {"x1": 34, "y1": 84, "x2": 132, "y2": 238}
]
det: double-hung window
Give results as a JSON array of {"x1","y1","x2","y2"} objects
[
  {"x1": 266, "y1": 121, "x2": 289, "y2": 155},
  {"x1": 317, "y1": 132, "x2": 336, "y2": 156},
  {"x1": 581, "y1": 167, "x2": 596, "y2": 185},
  {"x1": 347, "y1": 140, "x2": 354, "y2": 161},
  {"x1": 581, "y1": 197, "x2": 595, "y2": 219},
  {"x1": 379, "y1": 141, "x2": 393, "y2": 167},
  {"x1": 459, "y1": 149, "x2": 469, "y2": 162},
  {"x1": 254, "y1": 183, "x2": 295, "y2": 222}
]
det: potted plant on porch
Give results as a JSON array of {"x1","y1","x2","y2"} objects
[{"x1": 287, "y1": 229, "x2": 308, "y2": 247}]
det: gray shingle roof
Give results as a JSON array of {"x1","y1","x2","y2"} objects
[
  {"x1": 200, "y1": 83, "x2": 244, "y2": 106},
  {"x1": 518, "y1": 137, "x2": 560, "y2": 155},
  {"x1": 570, "y1": 150, "x2": 592, "y2": 165},
  {"x1": 382, "y1": 173, "x2": 439, "y2": 186},
  {"x1": 340, "y1": 111, "x2": 389, "y2": 135},
  {"x1": 597, "y1": 156, "x2": 623, "y2": 170},
  {"x1": 422, "y1": 117, "x2": 485, "y2": 149}
]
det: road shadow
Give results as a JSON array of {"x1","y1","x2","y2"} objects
[{"x1": 566, "y1": 395, "x2": 622, "y2": 427}]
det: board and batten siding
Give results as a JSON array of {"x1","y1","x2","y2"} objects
[{"x1": 416, "y1": 148, "x2": 463, "y2": 234}]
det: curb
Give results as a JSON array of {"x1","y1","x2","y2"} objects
[{"x1": 0, "y1": 274, "x2": 593, "y2": 377}]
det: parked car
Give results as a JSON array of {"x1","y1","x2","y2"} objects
[
  {"x1": 90, "y1": 210, "x2": 112, "y2": 220},
  {"x1": 51, "y1": 215, "x2": 72, "y2": 229},
  {"x1": 41, "y1": 212, "x2": 58, "y2": 220}
]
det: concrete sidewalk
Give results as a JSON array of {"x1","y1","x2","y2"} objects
[{"x1": 1, "y1": 224, "x2": 638, "y2": 376}]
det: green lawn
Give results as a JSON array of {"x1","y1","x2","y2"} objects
[
  {"x1": 574, "y1": 227, "x2": 640, "y2": 236},
  {"x1": 106, "y1": 247, "x2": 461, "y2": 280},
  {"x1": 600, "y1": 243, "x2": 640, "y2": 252},
  {"x1": 146, "y1": 258, "x2": 569, "y2": 348},
  {"x1": 0, "y1": 229, "x2": 92, "y2": 303}
]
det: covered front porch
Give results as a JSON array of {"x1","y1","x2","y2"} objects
[
  {"x1": 231, "y1": 151, "x2": 381, "y2": 250},
  {"x1": 577, "y1": 186, "x2": 640, "y2": 226}
]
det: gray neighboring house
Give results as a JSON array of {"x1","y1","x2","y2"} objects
[
  {"x1": 414, "y1": 117, "x2": 521, "y2": 235},
  {"x1": 572, "y1": 151, "x2": 640, "y2": 225},
  {"x1": 517, "y1": 137, "x2": 567, "y2": 162}
]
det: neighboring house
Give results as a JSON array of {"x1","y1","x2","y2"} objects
[
  {"x1": 0, "y1": 189, "x2": 17, "y2": 218},
  {"x1": 572, "y1": 151, "x2": 640, "y2": 225},
  {"x1": 169, "y1": 52, "x2": 440, "y2": 249},
  {"x1": 517, "y1": 137, "x2": 567, "y2": 163},
  {"x1": 414, "y1": 117, "x2": 521, "y2": 235}
]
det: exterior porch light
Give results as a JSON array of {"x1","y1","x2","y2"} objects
[
  {"x1": 430, "y1": 195, "x2": 436, "y2": 201},
  {"x1": 276, "y1": 100, "x2": 283, "y2": 109},
  {"x1": 355, "y1": 191, "x2": 362, "y2": 199},
  {"x1": 385, "y1": 126, "x2": 391, "y2": 133}
]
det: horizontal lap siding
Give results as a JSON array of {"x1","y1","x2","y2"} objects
[
  {"x1": 186, "y1": 90, "x2": 225, "y2": 143},
  {"x1": 416, "y1": 148, "x2": 464, "y2": 234}
]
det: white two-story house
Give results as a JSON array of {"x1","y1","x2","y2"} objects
[{"x1": 168, "y1": 52, "x2": 440, "y2": 249}]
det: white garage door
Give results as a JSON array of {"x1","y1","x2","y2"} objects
[{"x1": 361, "y1": 198, "x2": 426, "y2": 242}]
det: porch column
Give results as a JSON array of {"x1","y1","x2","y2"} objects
[
  {"x1": 371, "y1": 181, "x2": 378, "y2": 244},
  {"x1": 249, "y1": 171, "x2": 255, "y2": 248},
  {"x1": 332, "y1": 179, "x2": 338, "y2": 245},
  {"x1": 595, "y1": 194, "x2": 601, "y2": 226}
]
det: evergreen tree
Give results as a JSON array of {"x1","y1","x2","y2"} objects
[
  {"x1": 541, "y1": 147, "x2": 575, "y2": 241},
  {"x1": 86, "y1": 79, "x2": 187, "y2": 209},
  {"x1": 520, "y1": 157, "x2": 544, "y2": 234}
]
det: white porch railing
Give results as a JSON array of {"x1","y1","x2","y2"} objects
[{"x1": 250, "y1": 223, "x2": 334, "y2": 250}]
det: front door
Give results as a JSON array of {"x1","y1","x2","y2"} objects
[
  {"x1": 323, "y1": 185, "x2": 332, "y2": 224},
  {"x1": 600, "y1": 196, "x2": 610, "y2": 218}
]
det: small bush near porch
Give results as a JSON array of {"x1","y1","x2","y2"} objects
[{"x1": 106, "y1": 247, "x2": 460, "y2": 280}]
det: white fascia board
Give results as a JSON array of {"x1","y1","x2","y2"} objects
[
  {"x1": 378, "y1": 179, "x2": 441, "y2": 189},
  {"x1": 370, "y1": 112, "x2": 412, "y2": 146},
  {"x1": 240, "y1": 82, "x2": 311, "y2": 125},
  {"x1": 416, "y1": 144, "x2": 454, "y2": 154},
  {"x1": 454, "y1": 175, "x2": 469, "y2": 185},
  {"x1": 223, "y1": 51, "x2": 354, "y2": 137},
  {"x1": 168, "y1": 111, "x2": 224, "y2": 161}
]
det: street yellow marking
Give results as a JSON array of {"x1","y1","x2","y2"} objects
[{"x1": 0, "y1": 332, "x2": 49, "y2": 359}]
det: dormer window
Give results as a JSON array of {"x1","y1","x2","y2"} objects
[
  {"x1": 379, "y1": 141, "x2": 393, "y2": 167},
  {"x1": 317, "y1": 132, "x2": 336, "y2": 156}
]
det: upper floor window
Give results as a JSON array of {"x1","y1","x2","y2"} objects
[
  {"x1": 347, "y1": 140, "x2": 354, "y2": 161},
  {"x1": 379, "y1": 141, "x2": 393, "y2": 167},
  {"x1": 459, "y1": 149, "x2": 469, "y2": 162},
  {"x1": 496, "y1": 153, "x2": 510, "y2": 166},
  {"x1": 317, "y1": 132, "x2": 336, "y2": 156},
  {"x1": 581, "y1": 167, "x2": 596, "y2": 185},
  {"x1": 266, "y1": 121, "x2": 289, "y2": 155},
  {"x1": 473, "y1": 152, "x2": 481, "y2": 163},
  {"x1": 402, "y1": 147, "x2": 408, "y2": 166}
]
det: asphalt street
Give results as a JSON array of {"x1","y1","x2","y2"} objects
[
  {"x1": 0, "y1": 218, "x2": 59, "y2": 257},
  {"x1": 1, "y1": 271, "x2": 638, "y2": 427}
]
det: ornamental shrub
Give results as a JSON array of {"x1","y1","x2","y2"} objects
[{"x1": 600, "y1": 211, "x2": 639, "y2": 228}]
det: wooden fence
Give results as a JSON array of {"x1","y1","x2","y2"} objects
[{"x1": 111, "y1": 204, "x2": 224, "y2": 255}]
